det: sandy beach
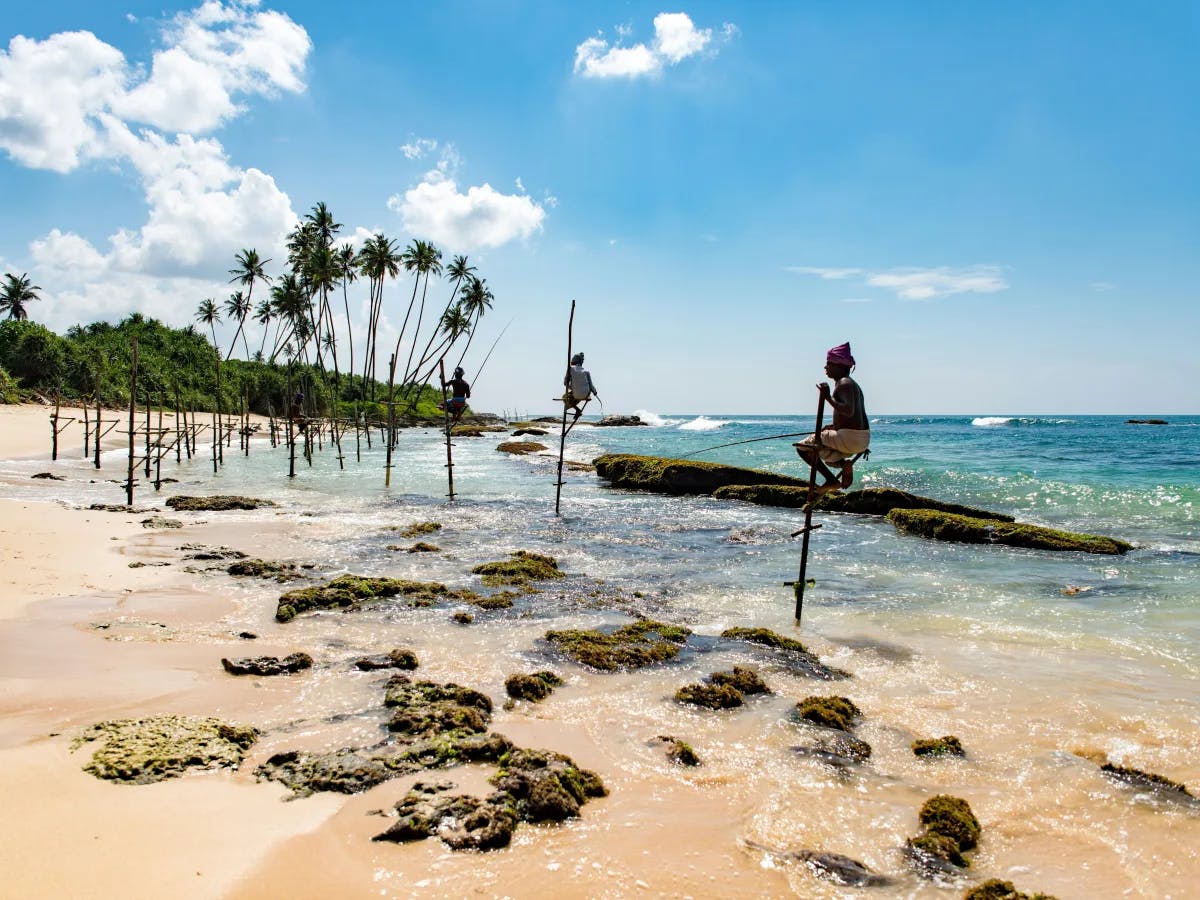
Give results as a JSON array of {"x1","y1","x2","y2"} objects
[{"x1": 1, "y1": 401, "x2": 1197, "y2": 900}]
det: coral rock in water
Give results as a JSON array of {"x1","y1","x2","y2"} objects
[
  {"x1": 887, "y1": 508, "x2": 1131, "y2": 555},
  {"x1": 74, "y1": 715, "x2": 258, "y2": 784},
  {"x1": 221, "y1": 652, "x2": 313, "y2": 676},
  {"x1": 546, "y1": 619, "x2": 692, "y2": 671}
]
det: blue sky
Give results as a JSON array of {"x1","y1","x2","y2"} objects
[{"x1": 1, "y1": 1, "x2": 1197, "y2": 414}]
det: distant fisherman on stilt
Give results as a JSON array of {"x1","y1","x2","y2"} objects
[
  {"x1": 794, "y1": 342, "x2": 870, "y2": 492},
  {"x1": 562, "y1": 352, "x2": 598, "y2": 420},
  {"x1": 441, "y1": 366, "x2": 471, "y2": 421}
]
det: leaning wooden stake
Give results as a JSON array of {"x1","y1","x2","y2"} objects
[
  {"x1": 126, "y1": 337, "x2": 138, "y2": 506},
  {"x1": 286, "y1": 369, "x2": 296, "y2": 479},
  {"x1": 50, "y1": 396, "x2": 60, "y2": 460},
  {"x1": 790, "y1": 395, "x2": 826, "y2": 625},
  {"x1": 94, "y1": 395, "x2": 102, "y2": 469},
  {"x1": 554, "y1": 300, "x2": 576, "y2": 516},
  {"x1": 439, "y1": 359, "x2": 456, "y2": 501},
  {"x1": 384, "y1": 354, "x2": 396, "y2": 487}
]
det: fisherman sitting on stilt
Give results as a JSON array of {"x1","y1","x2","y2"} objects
[
  {"x1": 562, "y1": 352, "x2": 598, "y2": 421},
  {"x1": 794, "y1": 342, "x2": 870, "y2": 493},
  {"x1": 441, "y1": 366, "x2": 471, "y2": 424}
]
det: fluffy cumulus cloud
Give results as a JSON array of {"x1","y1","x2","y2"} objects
[
  {"x1": 574, "y1": 12, "x2": 734, "y2": 79},
  {"x1": 789, "y1": 264, "x2": 1008, "y2": 300},
  {"x1": 387, "y1": 147, "x2": 546, "y2": 251},
  {"x1": 0, "y1": 2, "x2": 309, "y2": 325}
]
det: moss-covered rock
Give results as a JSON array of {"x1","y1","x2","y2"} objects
[
  {"x1": 496, "y1": 441, "x2": 547, "y2": 455},
  {"x1": 354, "y1": 648, "x2": 419, "y2": 671},
  {"x1": 919, "y1": 795, "x2": 981, "y2": 851},
  {"x1": 489, "y1": 748, "x2": 607, "y2": 822},
  {"x1": 276, "y1": 575, "x2": 476, "y2": 622},
  {"x1": 721, "y1": 627, "x2": 850, "y2": 680},
  {"x1": 257, "y1": 749, "x2": 395, "y2": 796},
  {"x1": 963, "y1": 879, "x2": 1058, "y2": 900},
  {"x1": 141, "y1": 516, "x2": 183, "y2": 529},
  {"x1": 451, "y1": 611, "x2": 474, "y2": 625},
  {"x1": 657, "y1": 735, "x2": 701, "y2": 766},
  {"x1": 73, "y1": 715, "x2": 258, "y2": 784},
  {"x1": 221, "y1": 652, "x2": 313, "y2": 676},
  {"x1": 373, "y1": 784, "x2": 518, "y2": 850},
  {"x1": 710, "y1": 666, "x2": 769, "y2": 694},
  {"x1": 384, "y1": 678, "x2": 493, "y2": 738},
  {"x1": 504, "y1": 671, "x2": 563, "y2": 702},
  {"x1": 675, "y1": 682, "x2": 744, "y2": 709},
  {"x1": 181, "y1": 543, "x2": 246, "y2": 561},
  {"x1": 1101, "y1": 762, "x2": 1193, "y2": 797},
  {"x1": 393, "y1": 521, "x2": 442, "y2": 538},
  {"x1": 906, "y1": 831, "x2": 969, "y2": 871},
  {"x1": 593, "y1": 453, "x2": 808, "y2": 496},
  {"x1": 165, "y1": 495, "x2": 276, "y2": 511},
  {"x1": 546, "y1": 620, "x2": 692, "y2": 671},
  {"x1": 511, "y1": 428, "x2": 549, "y2": 437},
  {"x1": 714, "y1": 485, "x2": 1015, "y2": 521},
  {"x1": 792, "y1": 731, "x2": 873, "y2": 766},
  {"x1": 796, "y1": 696, "x2": 862, "y2": 732},
  {"x1": 403, "y1": 542, "x2": 440, "y2": 553},
  {"x1": 913, "y1": 735, "x2": 965, "y2": 757},
  {"x1": 469, "y1": 590, "x2": 518, "y2": 610},
  {"x1": 227, "y1": 558, "x2": 299, "y2": 580},
  {"x1": 471, "y1": 550, "x2": 563, "y2": 586},
  {"x1": 888, "y1": 508, "x2": 1132, "y2": 555}
]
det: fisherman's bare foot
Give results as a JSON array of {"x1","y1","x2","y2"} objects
[{"x1": 839, "y1": 464, "x2": 854, "y2": 489}]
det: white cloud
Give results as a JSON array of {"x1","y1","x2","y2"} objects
[
  {"x1": 784, "y1": 266, "x2": 862, "y2": 280},
  {"x1": 0, "y1": 2, "x2": 310, "y2": 171},
  {"x1": 400, "y1": 137, "x2": 438, "y2": 160},
  {"x1": 866, "y1": 265, "x2": 1007, "y2": 299},
  {"x1": 573, "y1": 12, "x2": 732, "y2": 80},
  {"x1": 389, "y1": 172, "x2": 546, "y2": 252},
  {"x1": 789, "y1": 263, "x2": 1008, "y2": 300}
]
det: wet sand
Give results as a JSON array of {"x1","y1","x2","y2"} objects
[{"x1": 1, "y1": 403, "x2": 1197, "y2": 899}]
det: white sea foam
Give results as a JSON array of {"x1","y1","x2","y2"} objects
[
  {"x1": 678, "y1": 416, "x2": 727, "y2": 432},
  {"x1": 972, "y1": 416, "x2": 1014, "y2": 427},
  {"x1": 632, "y1": 410, "x2": 672, "y2": 427}
]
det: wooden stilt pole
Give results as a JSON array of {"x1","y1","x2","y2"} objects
[
  {"x1": 384, "y1": 354, "x2": 396, "y2": 487},
  {"x1": 144, "y1": 390, "x2": 152, "y2": 479},
  {"x1": 126, "y1": 337, "x2": 138, "y2": 507},
  {"x1": 50, "y1": 396, "x2": 60, "y2": 460},
  {"x1": 94, "y1": 395, "x2": 102, "y2": 469},
  {"x1": 439, "y1": 359, "x2": 455, "y2": 501},
  {"x1": 174, "y1": 388, "x2": 182, "y2": 463},
  {"x1": 83, "y1": 403, "x2": 90, "y2": 458},
  {"x1": 791, "y1": 396, "x2": 826, "y2": 625},
  {"x1": 555, "y1": 300, "x2": 576, "y2": 516}
]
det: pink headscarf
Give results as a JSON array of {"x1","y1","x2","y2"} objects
[{"x1": 826, "y1": 342, "x2": 855, "y2": 367}]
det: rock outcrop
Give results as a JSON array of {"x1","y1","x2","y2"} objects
[
  {"x1": 594, "y1": 453, "x2": 807, "y2": 495},
  {"x1": 888, "y1": 509, "x2": 1132, "y2": 554}
]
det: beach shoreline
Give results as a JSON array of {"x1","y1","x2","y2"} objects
[{"x1": 0, "y1": 401, "x2": 1197, "y2": 899}]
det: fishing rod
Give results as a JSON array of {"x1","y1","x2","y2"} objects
[
  {"x1": 471, "y1": 318, "x2": 514, "y2": 385},
  {"x1": 677, "y1": 430, "x2": 815, "y2": 459}
]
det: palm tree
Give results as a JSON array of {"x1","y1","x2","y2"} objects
[
  {"x1": 355, "y1": 234, "x2": 402, "y2": 398},
  {"x1": 227, "y1": 249, "x2": 271, "y2": 361},
  {"x1": 455, "y1": 276, "x2": 495, "y2": 368},
  {"x1": 404, "y1": 254, "x2": 475, "y2": 385},
  {"x1": 397, "y1": 239, "x2": 443, "y2": 386},
  {"x1": 305, "y1": 202, "x2": 341, "y2": 249},
  {"x1": 253, "y1": 298, "x2": 273, "y2": 359},
  {"x1": 0, "y1": 273, "x2": 41, "y2": 320},
  {"x1": 195, "y1": 298, "x2": 222, "y2": 351},
  {"x1": 336, "y1": 242, "x2": 358, "y2": 395},
  {"x1": 223, "y1": 291, "x2": 252, "y2": 360}
]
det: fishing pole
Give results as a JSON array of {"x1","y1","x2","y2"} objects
[
  {"x1": 471, "y1": 319, "x2": 514, "y2": 385},
  {"x1": 677, "y1": 430, "x2": 815, "y2": 459}
]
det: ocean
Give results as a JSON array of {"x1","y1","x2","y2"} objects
[{"x1": 3, "y1": 410, "x2": 1198, "y2": 896}]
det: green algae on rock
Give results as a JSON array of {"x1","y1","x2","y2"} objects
[
  {"x1": 275, "y1": 575, "x2": 476, "y2": 622},
  {"x1": 720, "y1": 627, "x2": 850, "y2": 680},
  {"x1": 374, "y1": 783, "x2": 519, "y2": 850},
  {"x1": 710, "y1": 666, "x2": 769, "y2": 694},
  {"x1": 913, "y1": 735, "x2": 966, "y2": 757},
  {"x1": 471, "y1": 550, "x2": 563, "y2": 586},
  {"x1": 392, "y1": 521, "x2": 442, "y2": 538},
  {"x1": 489, "y1": 748, "x2": 608, "y2": 823},
  {"x1": 963, "y1": 878, "x2": 1058, "y2": 900},
  {"x1": 227, "y1": 558, "x2": 299, "y2": 580},
  {"x1": 165, "y1": 495, "x2": 276, "y2": 511},
  {"x1": 74, "y1": 715, "x2": 258, "y2": 784},
  {"x1": 906, "y1": 794, "x2": 982, "y2": 876},
  {"x1": 221, "y1": 652, "x2": 313, "y2": 676},
  {"x1": 403, "y1": 542, "x2": 440, "y2": 553},
  {"x1": 258, "y1": 749, "x2": 396, "y2": 796},
  {"x1": 1101, "y1": 762, "x2": 1193, "y2": 798},
  {"x1": 384, "y1": 677, "x2": 493, "y2": 738},
  {"x1": 675, "y1": 682, "x2": 744, "y2": 709},
  {"x1": 713, "y1": 484, "x2": 1014, "y2": 521},
  {"x1": 656, "y1": 735, "x2": 701, "y2": 766},
  {"x1": 546, "y1": 620, "x2": 692, "y2": 671},
  {"x1": 495, "y1": 440, "x2": 548, "y2": 455},
  {"x1": 796, "y1": 696, "x2": 862, "y2": 732},
  {"x1": 504, "y1": 671, "x2": 563, "y2": 702},
  {"x1": 593, "y1": 453, "x2": 808, "y2": 495},
  {"x1": 354, "y1": 648, "x2": 419, "y2": 671},
  {"x1": 888, "y1": 508, "x2": 1132, "y2": 554},
  {"x1": 451, "y1": 611, "x2": 474, "y2": 624}
]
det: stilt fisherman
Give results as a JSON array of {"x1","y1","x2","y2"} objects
[
  {"x1": 794, "y1": 342, "x2": 870, "y2": 491},
  {"x1": 563, "y1": 352, "x2": 598, "y2": 420}
]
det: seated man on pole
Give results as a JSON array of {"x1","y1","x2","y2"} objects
[
  {"x1": 562, "y1": 352, "x2": 598, "y2": 420},
  {"x1": 442, "y1": 366, "x2": 471, "y2": 422},
  {"x1": 794, "y1": 342, "x2": 870, "y2": 492}
]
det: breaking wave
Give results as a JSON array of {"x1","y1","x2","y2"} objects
[
  {"x1": 632, "y1": 410, "x2": 672, "y2": 427},
  {"x1": 972, "y1": 416, "x2": 1076, "y2": 427},
  {"x1": 678, "y1": 416, "x2": 728, "y2": 432}
]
